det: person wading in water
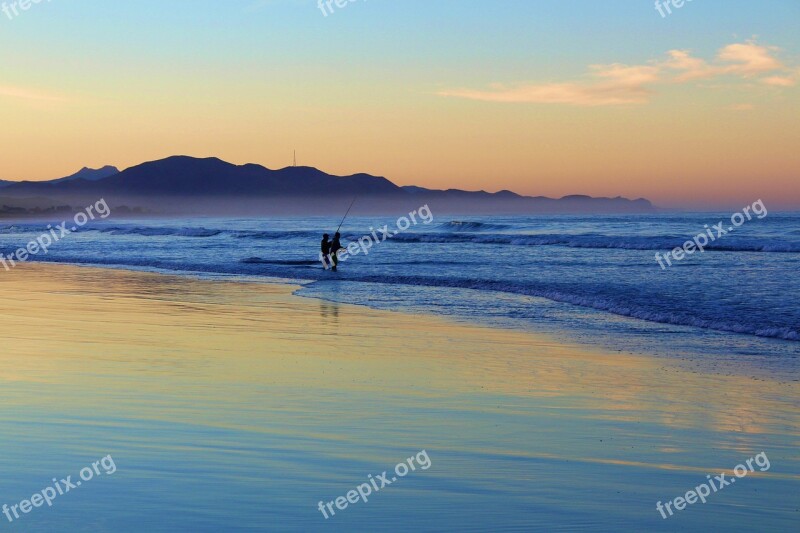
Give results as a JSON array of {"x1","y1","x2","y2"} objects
[
  {"x1": 320, "y1": 234, "x2": 332, "y2": 270},
  {"x1": 329, "y1": 232, "x2": 343, "y2": 271}
]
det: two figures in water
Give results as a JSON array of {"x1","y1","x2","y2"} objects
[{"x1": 320, "y1": 233, "x2": 342, "y2": 271}]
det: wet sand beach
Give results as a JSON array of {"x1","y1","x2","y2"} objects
[{"x1": 0, "y1": 263, "x2": 797, "y2": 532}]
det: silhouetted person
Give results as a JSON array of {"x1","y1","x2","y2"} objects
[
  {"x1": 330, "y1": 232, "x2": 343, "y2": 271},
  {"x1": 321, "y1": 234, "x2": 331, "y2": 270}
]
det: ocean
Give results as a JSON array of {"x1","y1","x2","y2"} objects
[
  {"x1": 2, "y1": 212, "x2": 799, "y2": 532},
  {"x1": 1, "y1": 212, "x2": 798, "y2": 375}
]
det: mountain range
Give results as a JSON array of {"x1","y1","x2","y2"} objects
[{"x1": 0, "y1": 156, "x2": 655, "y2": 215}]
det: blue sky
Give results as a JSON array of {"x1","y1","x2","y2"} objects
[{"x1": 2, "y1": 1, "x2": 799, "y2": 207}]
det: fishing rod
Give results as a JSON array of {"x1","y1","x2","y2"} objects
[{"x1": 336, "y1": 196, "x2": 358, "y2": 234}]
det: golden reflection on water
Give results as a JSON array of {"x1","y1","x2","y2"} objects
[{"x1": 0, "y1": 263, "x2": 797, "y2": 478}]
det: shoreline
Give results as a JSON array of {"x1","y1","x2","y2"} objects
[
  {"x1": 13, "y1": 258, "x2": 799, "y2": 382},
  {"x1": 1, "y1": 262, "x2": 798, "y2": 530},
  {"x1": 3, "y1": 262, "x2": 797, "y2": 442}
]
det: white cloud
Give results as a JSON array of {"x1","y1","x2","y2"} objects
[
  {"x1": 761, "y1": 76, "x2": 796, "y2": 87},
  {"x1": 728, "y1": 103, "x2": 755, "y2": 111},
  {"x1": 439, "y1": 40, "x2": 796, "y2": 107},
  {"x1": 0, "y1": 85, "x2": 66, "y2": 102}
]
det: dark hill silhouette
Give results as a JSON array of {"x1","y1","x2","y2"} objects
[
  {"x1": 4, "y1": 156, "x2": 401, "y2": 197},
  {"x1": 0, "y1": 156, "x2": 655, "y2": 215},
  {"x1": 51, "y1": 165, "x2": 120, "y2": 184}
]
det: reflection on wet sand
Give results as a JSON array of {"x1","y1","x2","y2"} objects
[
  {"x1": 319, "y1": 300, "x2": 340, "y2": 323},
  {"x1": 0, "y1": 263, "x2": 797, "y2": 531}
]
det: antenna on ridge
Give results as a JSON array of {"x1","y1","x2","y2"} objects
[{"x1": 293, "y1": 150, "x2": 297, "y2": 167}]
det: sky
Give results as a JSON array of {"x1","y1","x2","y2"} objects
[{"x1": 0, "y1": 0, "x2": 798, "y2": 209}]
